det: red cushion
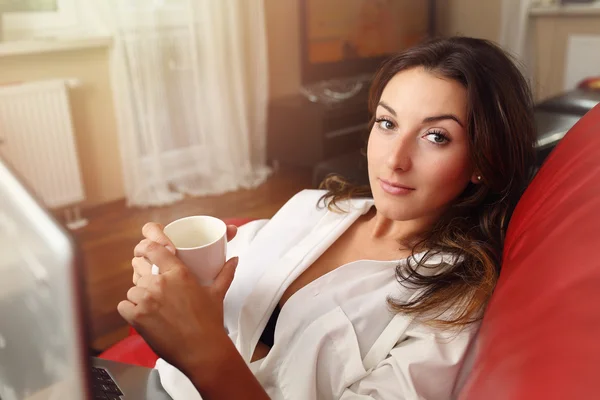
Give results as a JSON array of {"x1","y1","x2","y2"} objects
[
  {"x1": 99, "y1": 334, "x2": 159, "y2": 368},
  {"x1": 460, "y1": 105, "x2": 600, "y2": 398},
  {"x1": 99, "y1": 218, "x2": 256, "y2": 367}
]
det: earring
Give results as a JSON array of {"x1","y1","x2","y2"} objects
[{"x1": 477, "y1": 175, "x2": 482, "y2": 181}]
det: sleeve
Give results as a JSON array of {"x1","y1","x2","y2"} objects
[
  {"x1": 340, "y1": 325, "x2": 477, "y2": 400},
  {"x1": 226, "y1": 219, "x2": 269, "y2": 259}
]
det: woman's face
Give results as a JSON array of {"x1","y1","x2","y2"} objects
[{"x1": 367, "y1": 67, "x2": 479, "y2": 222}]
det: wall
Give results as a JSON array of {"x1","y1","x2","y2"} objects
[
  {"x1": 436, "y1": 0, "x2": 503, "y2": 41},
  {"x1": 436, "y1": 1, "x2": 600, "y2": 101},
  {"x1": 0, "y1": 47, "x2": 124, "y2": 207},
  {"x1": 265, "y1": 0, "x2": 302, "y2": 99},
  {"x1": 532, "y1": 15, "x2": 600, "y2": 100}
]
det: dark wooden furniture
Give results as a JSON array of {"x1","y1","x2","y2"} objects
[{"x1": 267, "y1": 91, "x2": 370, "y2": 168}]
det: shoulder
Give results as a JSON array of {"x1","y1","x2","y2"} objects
[
  {"x1": 265, "y1": 189, "x2": 328, "y2": 227},
  {"x1": 276, "y1": 189, "x2": 373, "y2": 215},
  {"x1": 267, "y1": 189, "x2": 373, "y2": 229},
  {"x1": 278, "y1": 189, "x2": 327, "y2": 212},
  {"x1": 230, "y1": 190, "x2": 373, "y2": 258},
  {"x1": 229, "y1": 190, "x2": 328, "y2": 250}
]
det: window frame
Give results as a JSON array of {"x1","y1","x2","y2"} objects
[{"x1": 1, "y1": 0, "x2": 80, "y2": 40}]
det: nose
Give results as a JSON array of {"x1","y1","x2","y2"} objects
[{"x1": 385, "y1": 132, "x2": 413, "y2": 172}]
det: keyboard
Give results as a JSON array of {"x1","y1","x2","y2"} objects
[{"x1": 91, "y1": 366, "x2": 123, "y2": 400}]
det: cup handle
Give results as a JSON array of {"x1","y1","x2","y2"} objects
[{"x1": 151, "y1": 264, "x2": 160, "y2": 275}]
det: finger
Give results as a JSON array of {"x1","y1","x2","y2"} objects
[
  {"x1": 142, "y1": 222, "x2": 176, "y2": 254},
  {"x1": 212, "y1": 257, "x2": 239, "y2": 300},
  {"x1": 134, "y1": 239, "x2": 153, "y2": 258},
  {"x1": 226, "y1": 225, "x2": 238, "y2": 242},
  {"x1": 135, "y1": 239, "x2": 183, "y2": 274},
  {"x1": 132, "y1": 256, "x2": 152, "y2": 278},
  {"x1": 132, "y1": 272, "x2": 140, "y2": 285},
  {"x1": 117, "y1": 300, "x2": 137, "y2": 325},
  {"x1": 127, "y1": 286, "x2": 146, "y2": 305},
  {"x1": 136, "y1": 274, "x2": 153, "y2": 289}
]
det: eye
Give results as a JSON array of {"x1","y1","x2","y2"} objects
[
  {"x1": 425, "y1": 130, "x2": 450, "y2": 145},
  {"x1": 375, "y1": 118, "x2": 395, "y2": 131}
]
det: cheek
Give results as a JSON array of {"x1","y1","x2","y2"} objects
[
  {"x1": 366, "y1": 131, "x2": 380, "y2": 172},
  {"x1": 367, "y1": 132, "x2": 377, "y2": 174},
  {"x1": 422, "y1": 152, "x2": 472, "y2": 194}
]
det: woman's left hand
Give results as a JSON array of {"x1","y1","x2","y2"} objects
[{"x1": 117, "y1": 239, "x2": 239, "y2": 377}]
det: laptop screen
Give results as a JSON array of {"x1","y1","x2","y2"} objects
[{"x1": 0, "y1": 158, "x2": 91, "y2": 400}]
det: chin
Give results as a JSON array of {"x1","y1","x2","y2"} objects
[{"x1": 372, "y1": 192, "x2": 420, "y2": 221}]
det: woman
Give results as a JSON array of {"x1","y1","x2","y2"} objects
[{"x1": 119, "y1": 37, "x2": 536, "y2": 399}]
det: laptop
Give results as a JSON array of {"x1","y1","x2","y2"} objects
[{"x1": 0, "y1": 157, "x2": 172, "y2": 400}]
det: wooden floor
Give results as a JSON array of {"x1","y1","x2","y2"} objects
[{"x1": 71, "y1": 166, "x2": 313, "y2": 353}]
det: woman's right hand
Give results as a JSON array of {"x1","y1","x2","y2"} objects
[{"x1": 132, "y1": 222, "x2": 239, "y2": 285}]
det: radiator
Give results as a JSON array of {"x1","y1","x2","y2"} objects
[{"x1": 0, "y1": 79, "x2": 86, "y2": 212}]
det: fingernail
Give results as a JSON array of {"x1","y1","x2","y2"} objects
[
  {"x1": 232, "y1": 257, "x2": 239, "y2": 268},
  {"x1": 167, "y1": 245, "x2": 176, "y2": 254}
]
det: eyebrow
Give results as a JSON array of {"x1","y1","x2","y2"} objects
[{"x1": 377, "y1": 101, "x2": 465, "y2": 128}]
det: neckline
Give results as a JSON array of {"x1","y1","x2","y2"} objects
[
  {"x1": 278, "y1": 251, "x2": 430, "y2": 315},
  {"x1": 278, "y1": 198, "x2": 435, "y2": 313}
]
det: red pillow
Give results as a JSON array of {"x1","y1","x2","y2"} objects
[{"x1": 461, "y1": 105, "x2": 600, "y2": 398}]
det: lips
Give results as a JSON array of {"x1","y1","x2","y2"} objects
[{"x1": 378, "y1": 178, "x2": 415, "y2": 196}]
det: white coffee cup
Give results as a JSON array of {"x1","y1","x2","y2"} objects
[{"x1": 161, "y1": 216, "x2": 227, "y2": 285}]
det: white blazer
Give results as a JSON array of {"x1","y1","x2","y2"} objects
[{"x1": 156, "y1": 190, "x2": 478, "y2": 400}]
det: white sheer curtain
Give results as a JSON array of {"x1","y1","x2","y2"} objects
[
  {"x1": 83, "y1": 0, "x2": 271, "y2": 206},
  {"x1": 499, "y1": 0, "x2": 534, "y2": 79}
]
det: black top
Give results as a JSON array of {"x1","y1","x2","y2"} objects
[{"x1": 259, "y1": 304, "x2": 281, "y2": 348}]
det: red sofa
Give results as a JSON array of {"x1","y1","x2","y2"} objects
[{"x1": 101, "y1": 105, "x2": 600, "y2": 398}]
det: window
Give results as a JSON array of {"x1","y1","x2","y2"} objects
[
  {"x1": 0, "y1": 0, "x2": 58, "y2": 12},
  {"x1": 0, "y1": 0, "x2": 189, "y2": 41},
  {"x1": 1, "y1": 0, "x2": 80, "y2": 40}
]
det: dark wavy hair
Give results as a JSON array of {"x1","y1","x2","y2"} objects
[{"x1": 320, "y1": 37, "x2": 537, "y2": 327}]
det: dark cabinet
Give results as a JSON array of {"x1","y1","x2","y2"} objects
[{"x1": 267, "y1": 92, "x2": 371, "y2": 168}]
